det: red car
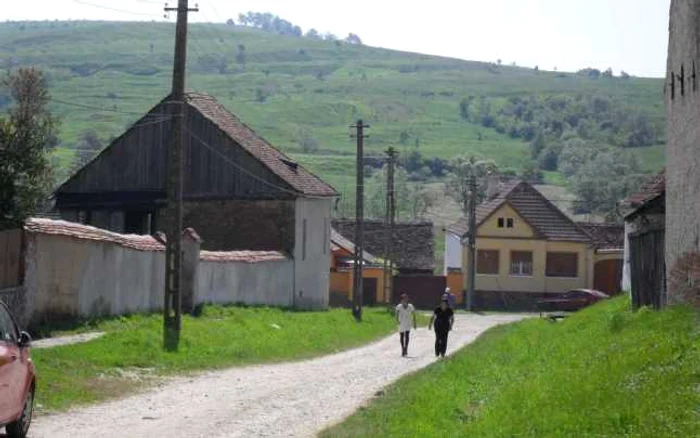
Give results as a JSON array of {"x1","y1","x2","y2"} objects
[
  {"x1": 0, "y1": 301, "x2": 35, "y2": 438},
  {"x1": 536, "y1": 289, "x2": 609, "y2": 312}
]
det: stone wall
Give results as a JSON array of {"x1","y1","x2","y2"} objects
[
  {"x1": 665, "y1": 0, "x2": 700, "y2": 306},
  {"x1": 159, "y1": 200, "x2": 296, "y2": 252}
]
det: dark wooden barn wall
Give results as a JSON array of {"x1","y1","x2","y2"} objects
[{"x1": 57, "y1": 101, "x2": 294, "y2": 201}]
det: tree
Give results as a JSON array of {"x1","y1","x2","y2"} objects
[
  {"x1": 0, "y1": 68, "x2": 57, "y2": 229},
  {"x1": 530, "y1": 129, "x2": 547, "y2": 159},
  {"x1": 345, "y1": 33, "x2": 362, "y2": 45},
  {"x1": 226, "y1": 18, "x2": 235, "y2": 26},
  {"x1": 445, "y1": 155, "x2": 498, "y2": 215},
  {"x1": 236, "y1": 44, "x2": 246, "y2": 66},
  {"x1": 295, "y1": 126, "x2": 319, "y2": 153},
  {"x1": 305, "y1": 28, "x2": 321, "y2": 39},
  {"x1": 602, "y1": 67, "x2": 613, "y2": 78}
]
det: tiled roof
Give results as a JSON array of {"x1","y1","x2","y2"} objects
[
  {"x1": 578, "y1": 222, "x2": 625, "y2": 250},
  {"x1": 199, "y1": 250, "x2": 287, "y2": 263},
  {"x1": 621, "y1": 170, "x2": 665, "y2": 214},
  {"x1": 446, "y1": 180, "x2": 590, "y2": 242},
  {"x1": 332, "y1": 219, "x2": 435, "y2": 272},
  {"x1": 25, "y1": 218, "x2": 289, "y2": 263},
  {"x1": 330, "y1": 228, "x2": 377, "y2": 264},
  {"x1": 186, "y1": 93, "x2": 337, "y2": 198},
  {"x1": 24, "y1": 218, "x2": 164, "y2": 252}
]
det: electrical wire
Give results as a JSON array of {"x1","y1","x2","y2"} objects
[{"x1": 73, "y1": 0, "x2": 161, "y2": 18}]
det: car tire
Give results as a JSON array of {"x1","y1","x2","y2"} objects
[{"x1": 6, "y1": 383, "x2": 34, "y2": 438}]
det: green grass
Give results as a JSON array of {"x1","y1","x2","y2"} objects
[
  {"x1": 32, "y1": 305, "x2": 400, "y2": 412},
  {"x1": 0, "y1": 21, "x2": 666, "y2": 190},
  {"x1": 322, "y1": 297, "x2": 700, "y2": 437}
]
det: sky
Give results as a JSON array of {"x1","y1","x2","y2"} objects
[{"x1": 6, "y1": 0, "x2": 671, "y2": 78}]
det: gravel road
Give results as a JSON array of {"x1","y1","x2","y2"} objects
[{"x1": 30, "y1": 313, "x2": 527, "y2": 438}]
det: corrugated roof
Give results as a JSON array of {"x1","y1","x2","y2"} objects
[
  {"x1": 446, "y1": 180, "x2": 590, "y2": 242},
  {"x1": 186, "y1": 93, "x2": 337, "y2": 198}
]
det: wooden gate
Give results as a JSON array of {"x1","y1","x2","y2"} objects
[
  {"x1": 392, "y1": 275, "x2": 446, "y2": 309},
  {"x1": 629, "y1": 228, "x2": 665, "y2": 309},
  {"x1": 594, "y1": 259, "x2": 623, "y2": 295}
]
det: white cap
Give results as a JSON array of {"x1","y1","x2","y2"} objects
[{"x1": 445, "y1": 287, "x2": 451, "y2": 293}]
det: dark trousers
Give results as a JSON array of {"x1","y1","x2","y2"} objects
[
  {"x1": 435, "y1": 329, "x2": 449, "y2": 357},
  {"x1": 399, "y1": 331, "x2": 410, "y2": 356}
]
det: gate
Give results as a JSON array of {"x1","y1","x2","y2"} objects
[
  {"x1": 594, "y1": 259, "x2": 623, "y2": 295},
  {"x1": 362, "y1": 278, "x2": 377, "y2": 306},
  {"x1": 392, "y1": 275, "x2": 446, "y2": 309},
  {"x1": 629, "y1": 228, "x2": 665, "y2": 309}
]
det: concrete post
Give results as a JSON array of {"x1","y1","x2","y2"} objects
[{"x1": 181, "y1": 228, "x2": 201, "y2": 313}]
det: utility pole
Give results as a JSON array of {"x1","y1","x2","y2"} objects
[
  {"x1": 163, "y1": 0, "x2": 197, "y2": 351},
  {"x1": 383, "y1": 147, "x2": 397, "y2": 306},
  {"x1": 351, "y1": 120, "x2": 369, "y2": 322},
  {"x1": 466, "y1": 174, "x2": 477, "y2": 311}
]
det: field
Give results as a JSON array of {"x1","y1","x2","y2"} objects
[
  {"x1": 323, "y1": 297, "x2": 700, "y2": 437},
  {"x1": 0, "y1": 21, "x2": 665, "y2": 190}
]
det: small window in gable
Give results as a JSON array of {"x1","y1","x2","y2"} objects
[
  {"x1": 497, "y1": 217, "x2": 505, "y2": 228},
  {"x1": 506, "y1": 218, "x2": 514, "y2": 228}
]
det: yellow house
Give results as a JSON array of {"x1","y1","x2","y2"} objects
[
  {"x1": 329, "y1": 228, "x2": 386, "y2": 306},
  {"x1": 446, "y1": 180, "x2": 622, "y2": 309}
]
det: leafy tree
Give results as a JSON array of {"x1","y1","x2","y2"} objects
[
  {"x1": 345, "y1": 33, "x2": 362, "y2": 45},
  {"x1": 226, "y1": 18, "x2": 235, "y2": 26},
  {"x1": 305, "y1": 28, "x2": 321, "y2": 39},
  {"x1": 236, "y1": 44, "x2": 246, "y2": 66},
  {"x1": 530, "y1": 129, "x2": 546, "y2": 159},
  {"x1": 0, "y1": 68, "x2": 57, "y2": 229},
  {"x1": 520, "y1": 161, "x2": 544, "y2": 184},
  {"x1": 445, "y1": 155, "x2": 498, "y2": 214},
  {"x1": 197, "y1": 54, "x2": 228, "y2": 74},
  {"x1": 295, "y1": 126, "x2": 319, "y2": 153},
  {"x1": 602, "y1": 68, "x2": 613, "y2": 78}
]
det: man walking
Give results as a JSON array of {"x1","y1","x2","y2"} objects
[
  {"x1": 429, "y1": 298, "x2": 454, "y2": 357},
  {"x1": 395, "y1": 293, "x2": 417, "y2": 357}
]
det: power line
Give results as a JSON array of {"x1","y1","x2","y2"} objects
[{"x1": 73, "y1": 0, "x2": 161, "y2": 18}]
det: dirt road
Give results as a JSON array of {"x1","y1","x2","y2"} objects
[{"x1": 30, "y1": 313, "x2": 527, "y2": 438}]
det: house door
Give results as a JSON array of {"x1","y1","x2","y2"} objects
[
  {"x1": 362, "y1": 278, "x2": 378, "y2": 307},
  {"x1": 594, "y1": 259, "x2": 623, "y2": 295}
]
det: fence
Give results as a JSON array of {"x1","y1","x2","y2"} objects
[{"x1": 629, "y1": 227, "x2": 665, "y2": 309}]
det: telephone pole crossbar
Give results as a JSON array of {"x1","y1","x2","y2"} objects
[
  {"x1": 351, "y1": 120, "x2": 369, "y2": 322},
  {"x1": 163, "y1": 0, "x2": 197, "y2": 351}
]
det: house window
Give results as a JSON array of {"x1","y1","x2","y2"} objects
[
  {"x1": 302, "y1": 219, "x2": 307, "y2": 261},
  {"x1": 510, "y1": 251, "x2": 533, "y2": 276},
  {"x1": 497, "y1": 218, "x2": 505, "y2": 228},
  {"x1": 477, "y1": 250, "x2": 499, "y2": 275},
  {"x1": 546, "y1": 252, "x2": 578, "y2": 278},
  {"x1": 506, "y1": 218, "x2": 514, "y2": 228}
]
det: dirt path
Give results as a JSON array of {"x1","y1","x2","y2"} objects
[
  {"x1": 32, "y1": 332, "x2": 105, "y2": 349},
  {"x1": 30, "y1": 313, "x2": 527, "y2": 438}
]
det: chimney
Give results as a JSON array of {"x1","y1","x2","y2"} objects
[{"x1": 486, "y1": 173, "x2": 499, "y2": 200}]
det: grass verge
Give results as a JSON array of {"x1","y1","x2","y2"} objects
[
  {"x1": 33, "y1": 305, "x2": 401, "y2": 412},
  {"x1": 322, "y1": 297, "x2": 700, "y2": 437}
]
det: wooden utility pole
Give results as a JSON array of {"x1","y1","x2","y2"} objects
[
  {"x1": 351, "y1": 120, "x2": 369, "y2": 321},
  {"x1": 466, "y1": 174, "x2": 477, "y2": 311},
  {"x1": 383, "y1": 147, "x2": 397, "y2": 305},
  {"x1": 163, "y1": 0, "x2": 197, "y2": 351}
]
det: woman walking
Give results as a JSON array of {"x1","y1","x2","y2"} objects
[{"x1": 429, "y1": 298, "x2": 454, "y2": 357}]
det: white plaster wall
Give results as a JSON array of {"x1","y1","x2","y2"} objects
[
  {"x1": 197, "y1": 259, "x2": 294, "y2": 307},
  {"x1": 293, "y1": 198, "x2": 332, "y2": 309},
  {"x1": 29, "y1": 234, "x2": 164, "y2": 322},
  {"x1": 444, "y1": 231, "x2": 462, "y2": 275}
]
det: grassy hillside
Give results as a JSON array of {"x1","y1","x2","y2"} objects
[
  {"x1": 0, "y1": 20, "x2": 665, "y2": 206},
  {"x1": 323, "y1": 298, "x2": 700, "y2": 437}
]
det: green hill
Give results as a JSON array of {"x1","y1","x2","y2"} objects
[{"x1": 0, "y1": 20, "x2": 665, "y2": 211}]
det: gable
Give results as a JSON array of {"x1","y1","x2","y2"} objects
[
  {"x1": 477, "y1": 203, "x2": 536, "y2": 238},
  {"x1": 56, "y1": 93, "x2": 337, "y2": 204}
]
